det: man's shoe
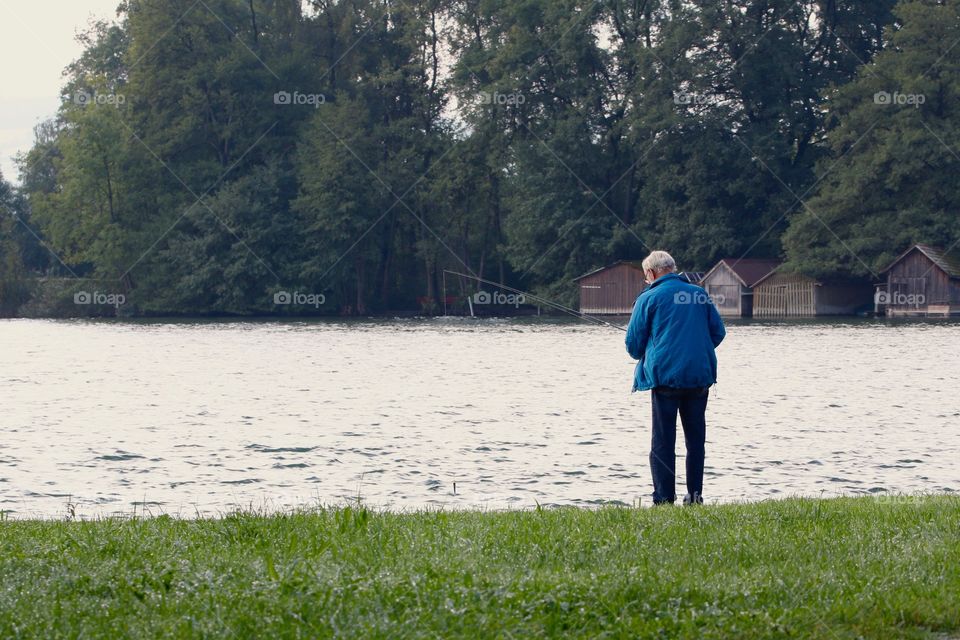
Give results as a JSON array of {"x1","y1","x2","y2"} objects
[{"x1": 683, "y1": 492, "x2": 703, "y2": 505}]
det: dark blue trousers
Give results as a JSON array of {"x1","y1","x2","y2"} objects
[{"x1": 650, "y1": 386, "x2": 709, "y2": 504}]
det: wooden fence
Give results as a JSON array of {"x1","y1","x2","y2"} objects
[{"x1": 754, "y1": 274, "x2": 816, "y2": 317}]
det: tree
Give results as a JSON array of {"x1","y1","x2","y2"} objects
[
  {"x1": 0, "y1": 171, "x2": 31, "y2": 316},
  {"x1": 140, "y1": 162, "x2": 296, "y2": 314},
  {"x1": 783, "y1": 0, "x2": 960, "y2": 279},
  {"x1": 16, "y1": 0, "x2": 907, "y2": 315},
  {"x1": 295, "y1": 0, "x2": 453, "y2": 314}
]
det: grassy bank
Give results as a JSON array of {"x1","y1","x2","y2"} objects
[{"x1": 1, "y1": 496, "x2": 958, "y2": 639}]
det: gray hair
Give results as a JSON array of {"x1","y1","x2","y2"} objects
[{"x1": 641, "y1": 250, "x2": 676, "y2": 273}]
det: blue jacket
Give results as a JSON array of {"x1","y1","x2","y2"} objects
[{"x1": 625, "y1": 273, "x2": 726, "y2": 392}]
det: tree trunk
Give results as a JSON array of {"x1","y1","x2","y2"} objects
[
  {"x1": 355, "y1": 255, "x2": 365, "y2": 315},
  {"x1": 248, "y1": 0, "x2": 258, "y2": 44}
]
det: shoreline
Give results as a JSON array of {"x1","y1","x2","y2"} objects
[{"x1": 2, "y1": 491, "x2": 955, "y2": 522}]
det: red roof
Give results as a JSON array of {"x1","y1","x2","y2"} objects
[{"x1": 703, "y1": 258, "x2": 781, "y2": 287}]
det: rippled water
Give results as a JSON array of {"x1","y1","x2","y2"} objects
[{"x1": 1, "y1": 317, "x2": 958, "y2": 517}]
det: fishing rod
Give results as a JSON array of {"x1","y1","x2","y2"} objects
[{"x1": 442, "y1": 270, "x2": 627, "y2": 331}]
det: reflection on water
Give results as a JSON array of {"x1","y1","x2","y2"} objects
[{"x1": 1, "y1": 317, "x2": 958, "y2": 517}]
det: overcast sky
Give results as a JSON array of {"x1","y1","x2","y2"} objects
[{"x1": 1, "y1": 0, "x2": 121, "y2": 184}]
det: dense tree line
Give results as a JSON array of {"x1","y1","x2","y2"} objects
[{"x1": 2, "y1": 0, "x2": 957, "y2": 316}]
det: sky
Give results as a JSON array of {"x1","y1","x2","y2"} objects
[{"x1": 0, "y1": 0, "x2": 121, "y2": 184}]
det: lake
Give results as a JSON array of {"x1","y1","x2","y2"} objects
[{"x1": 1, "y1": 317, "x2": 958, "y2": 517}]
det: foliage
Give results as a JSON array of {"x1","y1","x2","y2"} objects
[
  {"x1": 11, "y1": 0, "x2": 956, "y2": 315},
  {"x1": 783, "y1": 0, "x2": 960, "y2": 279},
  {"x1": 0, "y1": 172, "x2": 32, "y2": 316}
]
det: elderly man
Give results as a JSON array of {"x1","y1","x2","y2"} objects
[{"x1": 625, "y1": 250, "x2": 726, "y2": 505}]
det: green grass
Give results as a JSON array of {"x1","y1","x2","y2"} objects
[{"x1": 1, "y1": 496, "x2": 958, "y2": 639}]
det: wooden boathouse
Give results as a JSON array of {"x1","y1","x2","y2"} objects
[
  {"x1": 876, "y1": 244, "x2": 960, "y2": 316},
  {"x1": 574, "y1": 261, "x2": 647, "y2": 315},
  {"x1": 574, "y1": 261, "x2": 706, "y2": 314},
  {"x1": 699, "y1": 258, "x2": 781, "y2": 317},
  {"x1": 752, "y1": 270, "x2": 873, "y2": 317}
]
